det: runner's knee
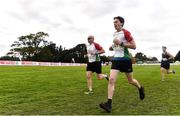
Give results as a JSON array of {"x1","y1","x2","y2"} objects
[{"x1": 109, "y1": 77, "x2": 115, "y2": 84}]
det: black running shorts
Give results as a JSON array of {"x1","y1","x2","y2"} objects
[
  {"x1": 111, "y1": 60, "x2": 133, "y2": 73},
  {"x1": 161, "y1": 61, "x2": 170, "y2": 70},
  {"x1": 86, "y1": 61, "x2": 102, "y2": 74}
]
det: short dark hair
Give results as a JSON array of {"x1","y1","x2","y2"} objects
[
  {"x1": 114, "y1": 16, "x2": 125, "y2": 26},
  {"x1": 87, "y1": 35, "x2": 94, "y2": 40},
  {"x1": 162, "y1": 46, "x2": 167, "y2": 49}
]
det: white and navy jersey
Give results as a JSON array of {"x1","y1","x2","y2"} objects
[
  {"x1": 112, "y1": 29, "x2": 133, "y2": 60},
  {"x1": 86, "y1": 42, "x2": 103, "y2": 63}
]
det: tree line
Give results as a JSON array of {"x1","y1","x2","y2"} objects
[{"x1": 0, "y1": 32, "x2": 179, "y2": 63}]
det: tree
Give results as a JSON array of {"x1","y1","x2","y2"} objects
[
  {"x1": 32, "y1": 42, "x2": 61, "y2": 62},
  {"x1": 32, "y1": 45, "x2": 53, "y2": 62},
  {"x1": 100, "y1": 55, "x2": 111, "y2": 63},
  {"x1": 175, "y1": 50, "x2": 180, "y2": 61},
  {"x1": 150, "y1": 57, "x2": 158, "y2": 61},
  {"x1": 134, "y1": 52, "x2": 147, "y2": 62},
  {"x1": 9, "y1": 32, "x2": 49, "y2": 60},
  {"x1": 58, "y1": 44, "x2": 87, "y2": 63},
  {"x1": 0, "y1": 56, "x2": 20, "y2": 61}
]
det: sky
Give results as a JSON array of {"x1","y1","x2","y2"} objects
[{"x1": 0, "y1": 0, "x2": 180, "y2": 61}]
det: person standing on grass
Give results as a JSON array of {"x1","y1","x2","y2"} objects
[
  {"x1": 84, "y1": 35, "x2": 109, "y2": 95},
  {"x1": 99, "y1": 16, "x2": 145, "y2": 113},
  {"x1": 160, "y1": 46, "x2": 175, "y2": 81}
]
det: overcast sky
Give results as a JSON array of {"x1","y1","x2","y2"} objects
[{"x1": 0, "y1": 0, "x2": 180, "y2": 60}]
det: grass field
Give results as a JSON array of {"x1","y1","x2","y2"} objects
[{"x1": 0, "y1": 65, "x2": 179, "y2": 115}]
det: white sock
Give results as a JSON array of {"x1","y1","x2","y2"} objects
[{"x1": 102, "y1": 74, "x2": 108, "y2": 78}]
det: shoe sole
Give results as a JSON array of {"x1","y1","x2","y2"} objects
[
  {"x1": 99, "y1": 104, "x2": 111, "y2": 113},
  {"x1": 84, "y1": 92, "x2": 93, "y2": 95}
]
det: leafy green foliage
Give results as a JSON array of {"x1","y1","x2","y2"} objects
[
  {"x1": 10, "y1": 32, "x2": 49, "y2": 60},
  {"x1": 175, "y1": 50, "x2": 180, "y2": 61}
]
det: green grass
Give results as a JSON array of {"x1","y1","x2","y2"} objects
[{"x1": 0, "y1": 65, "x2": 179, "y2": 115}]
